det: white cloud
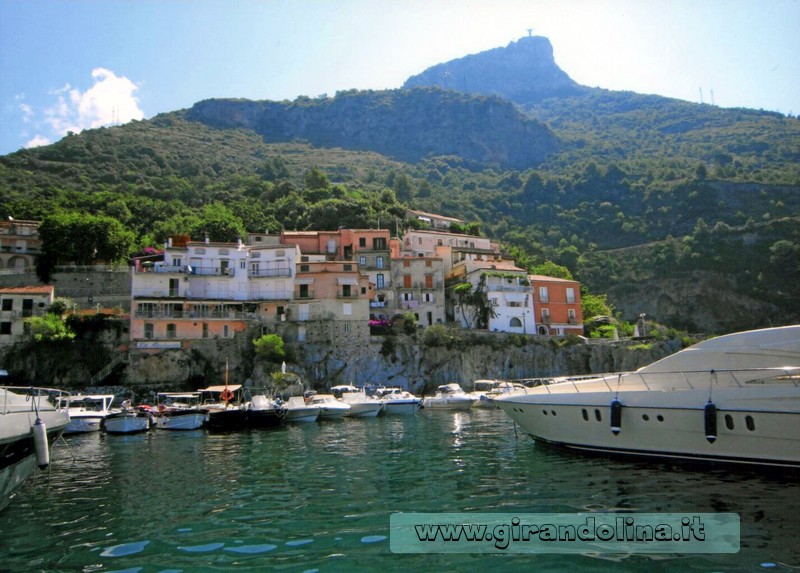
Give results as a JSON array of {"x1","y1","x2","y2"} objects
[
  {"x1": 27, "y1": 68, "x2": 144, "y2": 145},
  {"x1": 24, "y1": 135, "x2": 51, "y2": 149}
]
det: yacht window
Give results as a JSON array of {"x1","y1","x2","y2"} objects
[
  {"x1": 594, "y1": 409, "x2": 601, "y2": 422},
  {"x1": 745, "y1": 416, "x2": 756, "y2": 431},
  {"x1": 642, "y1": 414, "x2": 649, "y2": 421},
  {"x1": 657, "y1": 415, "x2": 664, "y2": 422},
  {"x1": 582, "y1": 409, "x2": 588, "y2": 421},
  {"x1": 725, "y1": 415, "x2": 734, "y2": 430}
]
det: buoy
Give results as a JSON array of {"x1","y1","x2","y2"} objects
[
  {"x1": 610, "y1": 398, "x2": 622, "y2": 435},
  {"x1": 704, "y1": 401, "x2": 717, "y2": 443},
  {"x1": 32, "y1": 418, "x2": 50, "y2": 469}
]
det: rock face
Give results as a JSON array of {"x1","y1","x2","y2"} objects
[
  {"x1": 186, "y1": 88, "x2": 558, "y2": 169},
  {"x1": 403, "y1": 36, "x2": 586, "y2": 105}
]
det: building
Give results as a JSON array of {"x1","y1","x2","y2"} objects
[
  {"x1": 529, "y1": 275, "x2": 584, "y2": 336},
  {"x1": 0, "y1": 219, "x2": 41, "y2": 272},
  {"x1": 391, "y1": 255, "x2": 445, "y2": 327},
  {"x1": 405, "y1": 209, "x2": 464, "y2": 230},
  {"x1": 0, "y1": 285, "x2": 54, "y2": 342}
]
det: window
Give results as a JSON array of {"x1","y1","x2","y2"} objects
[
  {"x1": 240, "y1": 260, "x2": 246, "y2": 270},
  {"x1": 566, "y1": 287, "x2": 576, "y2": 304},
  {"x1": 510, "y1": 317, "x2": 522, "y2": 327},
  {"x1": 403, "y1": 259, "x2": 410, "y2": 268},
  {"x1": 376, "y1": 256, "x2": 384, "y2": 269},
  {"x1": 0, "y1": 322, "x2": 11, "y2": 335},
  {"x1": 1, "y1": 299, "x2": 12, "y2": 311},
  {"x1": 426, "y1": 260, "x2": 432, "y2": 267},
  {"x1": 568, "y1": 309, "x2": 577, "y2": 321},
  {"x1": 202, "y1": 323, "x2": 209, "y2": 338},
  {"x1": 376, "y1": 274, "x2": 385, "y2": 289},
  {"x1": 342, "y1": 285, "x2": 352, "y2": 297},
  {"x1": 359, "y1": 256, "x2": 366, "y2": 266},
  {"x1": 539, "y1": 287, "x2": 549, "y2": 303},
  {"x1": 344, "y1": 322, "x2": 351, "y2": 333},
  {"x1": 404, "y1": 275, "x2": 412, "y2": 288},
  {"x1": 299, "y1": 284, "x2": 309, "y2": 298},
  {"x1": 343, "y1": 303, "x2": 352, "y2": 316},
  {"x1": 425, "y1": 274, "x2": 433, "y2": 288},
  {"x1": 166, "y1": 324, "x2": 177, "y2": 339},
  {"x1": 344, "y1": 264, "x2": 352, "y2": 271},
  {"x1": 423, "y1": 292, "x2": 434, "y2": 303},
  {"x1": 359, "y1": 237, "x2": 366, "y2": 247},
  {"x1": 373, "y1": 237, "x2": 386, "y2": 250},
  {"x1": 172, "y1": 257, "x2": 182, "y2": 267},
  {"x1": 541, "y1": 309, "x2": 550, "y2": 322}
]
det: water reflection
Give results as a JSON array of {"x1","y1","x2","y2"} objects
[{"x1": 1, "y1": 410, "x2": 798, "y2": 572}]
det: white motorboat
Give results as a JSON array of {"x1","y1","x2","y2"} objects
[
  {"x1": 104, "y1": 406, "x2": 152, "y2": 434},
  {"x1": 1, "y1": 383, "x2": 70, "y2": 511},
  {"x1": 281, "y1": 396, "x2": 320, "y2": 423},
  {"x1": 471, "y1": 380, "x2": 527, "y2": 408},
  {"x1": 495, "y1": 325, "x2": 800, "y2": 468},
  {"x1": 422, "y1": 383, "x2": 477, "y2": 410},
  {"x1": 375, "y1": 387, "x2": 422, "y2": 415},
  {"x1": 332, "y1": 385, "x2": 384, "y2": 418},
  {"x1": 154, "y1": 392, "x2": 208, "y2": 431},
  {"x1": 307, "y1": 394, "x2": 350, "y2": 419},
  {"x1": 60, "y1": 394, "x2": 117, "y2": 434}
]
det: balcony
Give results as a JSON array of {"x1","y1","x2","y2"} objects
[
  {"x1": 400, "y1": 300, "x2": 419, "y2": 310},
  {"x1": 248, "y1": 267, "x2": 292, "y2": 278}
]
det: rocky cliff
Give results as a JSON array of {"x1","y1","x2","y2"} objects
[
  {"x1": 403, "y1": 36, "x2": 587, "y2": 105},
  {"x1": 186, "y1": 88, "x2": 559, "y2": 169}
]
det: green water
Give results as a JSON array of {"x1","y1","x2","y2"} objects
[{"x1": 1, "y1": 409, "x2": 798, "y2": 572}]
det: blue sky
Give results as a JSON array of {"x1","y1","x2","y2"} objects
[{"x1": 1, "y1": 0, "x2": 798, "y2": 155}]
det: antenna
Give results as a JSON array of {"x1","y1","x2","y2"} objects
[
  {"x1": 699, "y1": 87, "x2": 704, "y2": 104},
  {"x1": 526, "y1": 28, "x2": 533, "y2": 37},
  {"x1": 710, "y1": 89, "x2": 715, "y2": 106}
]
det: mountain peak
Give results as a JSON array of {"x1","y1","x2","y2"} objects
[{"x1": 403, "y1": 35, "x2": 585, "y2": 104}]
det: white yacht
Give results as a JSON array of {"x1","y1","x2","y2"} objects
[
  {"x1": 422, "y1": 383, "x2": 477, "y2": 410},
  {"x1": 307, "y1": 394, "x2": 351, "y2": 419},
  {"x1": 1, "y1": 383, "x2": 70, "y2": 510},
  {"x1": 61, "y1": 394, "x2": 117, "y2": 434},
  {"x1": 281, "y1": 396, "x2": 320, "y2": 423},
  {"x1": 375, "y1": 387, "x2": 422, "y2": 415},
  {"x1": 332, "y1": 385, "x2": 384, "y2": 418},
  {"x1": 470, "y1": 380, "x2": 525, "y2": 408},
  {"x1": 495, "y1": 325, "x2": 800, "y2": 468},
  {"x1": 104, "y1": 409, "x2": 152, "y2": 434}
]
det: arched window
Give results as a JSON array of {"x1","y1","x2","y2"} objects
[{"x1": 509, "y1": 317, "x2": 522, "y2": 327}]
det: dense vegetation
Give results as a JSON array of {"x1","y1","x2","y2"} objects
[{"x1": 1, "y1": 84, "x2": 798, "y2": 333}]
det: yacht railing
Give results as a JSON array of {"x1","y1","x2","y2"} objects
[
  {"x1": 0, "y1": 386, "x2": 70, "y2": 414},
  {"x1": 540, "y1": 367, "x2": 800, "y2": 394}
]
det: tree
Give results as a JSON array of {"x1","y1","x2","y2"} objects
[
  {"x1": 453, "y1": 275, "x2": 496, "y2": 329},
  {"x1": 190, "y1": 203, "x2": 247, "y2": 242},
  {"x1": 304, "y1": 166, "x2": 330, "y2": 190},
  {"x1": 253, "y1": 334, "x2": 285, "y2": 362},
  {"x1": 26, "y1": 314, "x2": 75, "y2": 342}
]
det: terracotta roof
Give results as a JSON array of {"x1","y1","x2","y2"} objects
[
  {"x1": 0, "y1": 285, "x2": 55, "y2": 295},
  {"x1": 527, "y1": 275, "x2": 579, "y2": 284}
]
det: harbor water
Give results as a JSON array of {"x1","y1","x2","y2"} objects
[{"x1": 1, "y1": 408, "x2": 798, "y2": 572}]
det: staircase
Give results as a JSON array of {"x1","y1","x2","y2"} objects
[{"x1": 90, "y1": 352, "x2": 129, "y2": 385}]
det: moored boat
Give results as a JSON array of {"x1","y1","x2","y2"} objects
[
  {"x1": 1, "y1": 383, "x2": 70, "y2": 511},
  {"x1": 332, "y1": 385, "x2": 384, "y2": 418},
  {"x1": 281, "y1": 396, "x2": 320, "y2": 423},
  {"x1": 374, "y1": 387, "x2": 422, "y2": 415},
  {"x1": 154, "y1": 392, "x2": 208, "y2": 431},
  {"x1": 422, "y1": 383, "x2": 477, "y2": 410},
  {"x1": 307, "y1": 394, "x2": 350, "y2": 419},
  {"x1": 245, "y1": 388, "x2": 284, "y2": 429},
  {"x1": 60, "y1": 394, "x2": 117, "y2": 434},
  {"x1": 103, "y1": 408, "x2": 152, "y2": 434},
  {"x1": 495, "y1": 325, "x2": 800, "y2": 468}
]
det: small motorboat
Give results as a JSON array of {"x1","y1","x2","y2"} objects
[
  {"x1": 307, "y1": 394, "x2": 350, "y2": 419},
  {"x1": 154, "y1": 392, "x2": 208, "y2": 431},
  {"x1": 60, "y1": 394, "x2": 118, "y2": 434},
  {"x1": 281, "y1": 396, "x2": 320, "y2": 423},
  {"x1": 422, "y1": 384, "x2": 477, "y2": 410},
  {"x1": 104, "y1": 406, "x2": 152, "y2": 434},
  {"x1": 375, "y1": 387, "x2": 422, "y2": 415},
  {"x1": 332, "y1": 385, "x2": 383, "y2": 418}
]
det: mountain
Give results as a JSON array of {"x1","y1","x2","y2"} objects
[
  {"x1": 186, "y1": 88, "x2": 558, "y2": 169},
  {"x1": 403, "y1": 35, "x2": 586, "y2": 104}
]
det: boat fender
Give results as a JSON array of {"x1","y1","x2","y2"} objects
[
  {"x1": 704, "y1": 401, "x2": 717, "y2": 444},
  {"x1": 32, "y1": 418, "x2": 50, "y2": 469},
  {"x1": 610, "y1": 398, "x2": 622, "y2": 435}
]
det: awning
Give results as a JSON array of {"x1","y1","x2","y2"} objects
[
  {"x1": 337, "y1": 277, "x2": 359, "y2": 285},
  {"x1": 200, "y1": 385, "x2": 243, "y2": 392},
  {"x1": 504, "y1": 293, "x2": 529, "y2": 304},
  {"x1": 296, "y1": 278, "x2": 315, "y2": 285}
]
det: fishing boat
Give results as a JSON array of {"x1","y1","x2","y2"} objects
[
  {"x1": 201, "y1": 384, "x2": 250, "y2": 431},
  {"x1": 154, "y1": 392, "x2": 208, "y2": 431},
  {"x1": 332, "y1": 385, "x2": 384, "y2": 418},
  {"x1": 245, "y1": 388, "x2": 284, "y2": 429},
  {"x1": 1, "y1": 381, "x2": 70, "y2": 511},
  {"x1": 60, "y1": 394, "x2": 117, "y2": 434},
  {"x1": 421, "y1": 383, "x2": 477, "y2": 410},
  {"x1": 495, "y1": 325, "x2": 800, "y2": 468},
  {"x1": 281, "y1": 396, "x2": 320, "y2": 423}
]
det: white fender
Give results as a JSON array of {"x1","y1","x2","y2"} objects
[{"x1": 32, "y1": 418, "x2": 50, "y2": 469}]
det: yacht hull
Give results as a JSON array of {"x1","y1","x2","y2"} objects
[{"x1": 497, "y1": 386, "x2": 800, "y2": 468}]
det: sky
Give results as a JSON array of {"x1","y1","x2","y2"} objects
[{"x1": 1, "y1": 0, "x2": 798, "y2": 155}]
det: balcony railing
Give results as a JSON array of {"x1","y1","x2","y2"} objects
[
  {"x1": 134, "y1": 310, "x2": 257, "y2": 320},
  {"x1": 248, "y1": 267, "x2": 292, "y2": 278}
]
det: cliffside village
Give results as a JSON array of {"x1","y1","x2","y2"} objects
[{"x1": 0, "y1": 212, "x2": 584, "y2": 354}]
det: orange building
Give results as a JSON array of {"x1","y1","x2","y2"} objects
[{"x1": 528, "y1": 275, "x2": 584, "y2": 336}]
